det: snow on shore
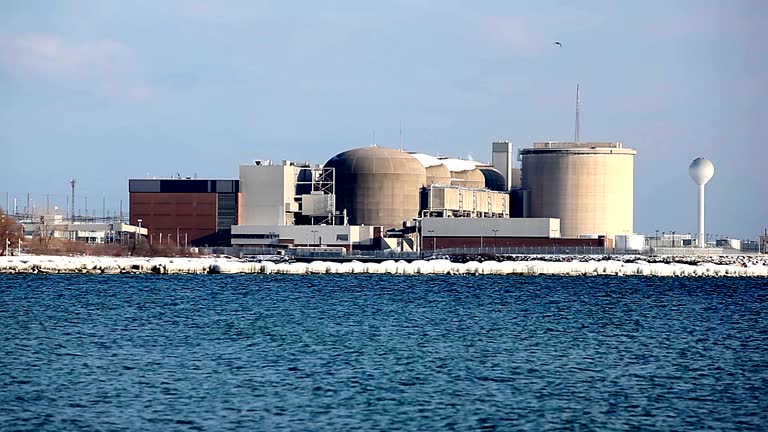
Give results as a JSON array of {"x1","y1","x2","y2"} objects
[{"x1": 0, "y1": 255, "x2": 766, "y2": 277}]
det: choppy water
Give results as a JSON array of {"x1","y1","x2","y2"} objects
[{"x1": 1, "y1": 275, "x2": 766, "y2": 431}]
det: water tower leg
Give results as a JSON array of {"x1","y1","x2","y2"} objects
[{"x1": 698, "y1": 184, "x2": 705, "y2": 248}]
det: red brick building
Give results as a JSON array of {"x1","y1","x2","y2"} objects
[{"x1": 129, "y1": 179, "x2": 239, "y2": 246}]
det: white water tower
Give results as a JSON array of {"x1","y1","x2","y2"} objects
[{"x1": 689, "y1": 158, "x2": 715, "y2": 248}]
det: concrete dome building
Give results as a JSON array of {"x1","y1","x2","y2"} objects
[
  {"x1": 474, "y1": 164, "x2": 507, "y2": 191},
  {"x1": 324, "y1": 146, "x2": 426, "y2": 229},
  {"x1": 409, "y1": 153, "x2": 452, "y2": 186},
  {"x1": 440, "y1": 158, "x2": 486, "y2": 188}
]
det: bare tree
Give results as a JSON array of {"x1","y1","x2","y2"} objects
[
  {"x1": 33, "y1": 215, "x2": 56, "y2": 249},
  {"x1": 0, "y1": 209, "x2": 23, "y2": 255}
]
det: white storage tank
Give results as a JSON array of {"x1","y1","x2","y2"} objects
[{"x1": 615, "y1": 234, "x2": 646, "y2": 252}]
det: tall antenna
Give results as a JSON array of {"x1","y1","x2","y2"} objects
[
  {"x1": 575, "y1": 83, "x2": 581, "y2": 142},
  {"x1": 399, "y1": 121, "x2": 403, "y2": 150},
  {"x1": 372, "y1": 130, "x2": 376, "y2": 147},
  {"x1": 70, "y1": 179, "x2": 76, "y2": 222}
]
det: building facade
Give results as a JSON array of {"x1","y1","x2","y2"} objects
[{"x1": 129, "y1": 179, "x2": 239, "y2": 246}]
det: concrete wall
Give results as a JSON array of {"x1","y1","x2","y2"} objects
[
  {"x1": 421, "y1": 217, "x2": 560, "y2": 238},
  {"x1": 492, "y1": 141, "x2": 513, "y2": 190},
  {"x1": 421, "y1": 236, "x2": 606, "y2": 251},
  {"x1": 239, "y1": 164, "x2": 301, "y2": 226},
  {"x1": 301, "y1": 194, "x2": 335, "y2": 216},
  {"x1": 510, "y1": 168, "x2": 522, "y2": 189},
  {"x1": 231, "y1": 224, "x2": 379, "y2": 249},
  {"x1": 521, "y1": 146, "x2": 636, "y2": 238}
]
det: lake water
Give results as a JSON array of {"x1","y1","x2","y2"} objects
[{"x1": 1, "y1": 275, "x2": 766, "y2": 431}]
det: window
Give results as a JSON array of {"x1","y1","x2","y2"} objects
[
  {"x1": 217, "y1": 193, "x2": 238, "y2": 230},
  {"x1": 232, "y1": 233, "x2": 278, "y2": 239}
]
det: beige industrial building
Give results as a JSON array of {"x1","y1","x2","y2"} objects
[
  {"x1": 520, "y1": 141, "x2": 636, "y2": 238},
  {"x1": 422, "y1": 184, "x2": 508, "y2": 218}
]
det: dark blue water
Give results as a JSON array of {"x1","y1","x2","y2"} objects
[{"x1": 1, "y1": 275, "x2": 766, "y2": 431}]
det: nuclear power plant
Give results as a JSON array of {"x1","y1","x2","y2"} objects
[{"x1": 129, "y1": 138, "x2": 641, "y2": 253}]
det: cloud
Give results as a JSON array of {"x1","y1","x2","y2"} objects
[{"x1": 0, "y1": 33, "x2": 152, "y2": 99}]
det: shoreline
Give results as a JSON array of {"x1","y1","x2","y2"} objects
[{"x1": 1, "y1": 255, "x2": 766, "y2": 277}]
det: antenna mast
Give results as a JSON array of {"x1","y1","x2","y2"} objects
[{"x1": 575, "y1": 84, "x2": 581, "y2": 142}]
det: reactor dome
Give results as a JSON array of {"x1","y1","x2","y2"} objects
[
  {"x1": 474, "y1": 164, "x2": 507, "y2": 191},
  {"x1": 440, "y1": 158, "x2": 486, "y2": 188},
  {"x1": 689, "y1": 158, "x2": 714, "y2": 185},
  {"x1": 409, "y1": 152, "x2": 452, "y2": 185},
  {"x1": 324, "y1": 146, "x2": 426, "y2": 229}
]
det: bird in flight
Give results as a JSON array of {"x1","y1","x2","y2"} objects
[{"x1": 554, "y1": 41, "x2": 563, "y2": 47}]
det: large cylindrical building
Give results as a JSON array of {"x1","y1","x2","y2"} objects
[
  {"x1": 324, "y1": 146, "x2": 426, "y2": 229},
  {"x1": 520, "y1": 142, "x2": 636, "y2": 238}
]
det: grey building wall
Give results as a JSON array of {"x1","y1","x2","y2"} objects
[{"x1": 421, "y1": 217, "x2": 560, "y2": 238}]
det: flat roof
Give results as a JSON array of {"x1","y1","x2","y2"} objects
[
  {"x1": 129, "y1": 179, "x2": 239, "y2": 193},
  {"x1": 521, "y1": 141, "x2": 636, "y2": 156},
  {"x1": 532, "y1": 141, "x2": 624, "y2": 149}
]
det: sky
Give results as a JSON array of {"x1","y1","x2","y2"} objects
[{"x1": 1, "y1": 0, "x2": 766, "y2": 239}]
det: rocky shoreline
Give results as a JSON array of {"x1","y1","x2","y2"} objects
[{"x1": 0, "y1": 254, "x2": 766, "y2": 277}]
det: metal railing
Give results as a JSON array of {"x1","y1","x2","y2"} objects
[
  {"x1": 425, "y1": 246, "x2": 613, "y2": 256},
  {"x1": 200, "y1": 245, "x2": 761, "y2": 260}
]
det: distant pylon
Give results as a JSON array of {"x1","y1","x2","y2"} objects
[{"x1": 70, "y1": 179, "x2": 76, "y2": 222}]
